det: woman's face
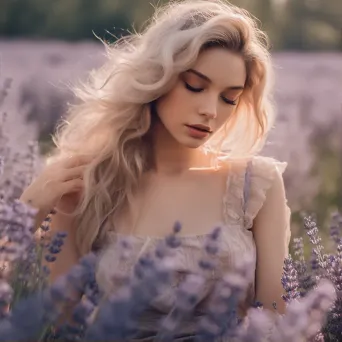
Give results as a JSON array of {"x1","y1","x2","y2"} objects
[{"x1": 155, "y1": 47, "x2": 247, "y2": 148}]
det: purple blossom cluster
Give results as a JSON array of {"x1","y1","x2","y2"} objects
[{"x1": 0, "y1": 78, "x2": 341, "y2": 342}]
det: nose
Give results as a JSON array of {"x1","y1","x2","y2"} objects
[{"x1": 199, "y1": 97, "x2": 218, "y2": 119}]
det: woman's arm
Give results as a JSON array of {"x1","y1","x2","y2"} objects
[
  {"x1": 39, "y1": 210, "x2": 82, "y2": 326},
  {"x1": 252, "y1": 167, "x2": 291, "y2": 315},
  {"x1": 39, "y1": 210, "x2": 80, "y2": 284}
]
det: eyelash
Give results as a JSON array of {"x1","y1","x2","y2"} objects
[{"x1": 184, "y1": 82, "x2": 237, "y2": 106}]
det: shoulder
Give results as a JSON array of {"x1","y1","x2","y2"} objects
[
  {"x1": 246, "y1": 156, "x2": 289, "y2": 227},
  {"x1": 219, "y1": 154, "x2": 287, "y2": 181},
  {"x1": 220, "y1": 155, "x2": 288, "y2": 229},
  {"x1": 247, "y1": 156, "x2": 288, "y2": 196},
  {"x1": 249, "y1": 155, "x2": 287, "y2": 178}
]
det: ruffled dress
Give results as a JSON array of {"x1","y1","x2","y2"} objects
[{"x1": 95, "y1": 156, "x2": 290, "y2": 341}]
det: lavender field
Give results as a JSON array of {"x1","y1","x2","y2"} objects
[{"x1": 1, "y1": 40, "x2": 341, "y2": 237}]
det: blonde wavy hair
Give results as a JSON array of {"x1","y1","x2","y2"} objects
[{"x1": 48, "y1": 0, "x2": 276, "y2": 256}]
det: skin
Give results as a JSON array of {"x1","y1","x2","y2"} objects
[
  {"x1": 35, "y1": 46, "x2": 288, "y2": 316},
  {"x1": 136, "y1": 47, "x2": 288, "y2": 315},
  {"x1": 151, "y1": 47, "x2": 246, "y2": 175}
]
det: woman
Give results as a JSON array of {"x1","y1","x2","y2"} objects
[{"x1": 20, "y1": 0, "x2": 291, "y2": 338}]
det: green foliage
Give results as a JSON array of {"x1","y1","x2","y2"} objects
[
  {"x1": 0, "y1": 0, "x2": 341, "y2": 50},
  {"x1": 0, "y1": 0, "x2": 131, "y2": 40},
  {"x1": 279, "y1": 0, "x2": 342, "y2": 50},
  {"x1": 309, "y1": 120, "x2": 342, "y2": 228}
]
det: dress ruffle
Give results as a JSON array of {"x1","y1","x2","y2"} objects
[
  {"x1": 94, "y1": 155, "x2": 289, "y2": 339},
  {"x1": 244, "y1": 156, "x2": 288, "y2": 229},
  {"x1": 223, "y1": 156, "x2": 288, "y2": 230}
]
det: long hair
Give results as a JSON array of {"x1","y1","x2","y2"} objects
[{"x1": 48, "y1": 0, "x2": 275, "y2": 256}]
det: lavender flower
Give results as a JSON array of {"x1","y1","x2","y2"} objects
[
  {"x1": 303, "y1": 216, "x2": 326, "y2": 269},
  {"x1": 281, "y1": 255, "x2": 300, "y2": 302},
  {"x1": 39, "y1": 210, "x2": 55, "y2": 234},
  {"x1": 196, "y1": 256, "x2": 255, "y2": 341},
  {"x1": 235, "y1": 307, "x2": 275, "y2": 342},
  {"x1": 0, "y1": 199, "x2": 37, "y2": 261},
  {"x1": 0, "y1": 253, "x2": 98, "y2": 342},
  {"x1": 156, "y1": 227, "x2": 221, "y2": 342},
  {"x1": 292, "y1": 237, "x2": 316, "y2": 297},
  {"x1": 1, "y1": 78, "x2": 342, "y2": 342},
  {"x1": 309, "y1": 249, "x2": 321, "y2": 276},
  {"x1": 156, "y1": 273, "x2": 206, "y2": 342},
  {"x1": 44, "y1": 231, "x2": 67, "y2": 263},
  {"x1": 0, "y1": 280, "x2": 12, "y2": 319},
  {"x1": 84, "y1": 228, "x2": 180, "y2": 341},
  {"x1": 0, "y1": 156, "x2": 4, "y2": 177},
  {"x1": 330, "y1": 212, "x2": 341, "y2": 246},
  {"x1": 270, "y1": 278, "x2": 336, "y2": 342}
]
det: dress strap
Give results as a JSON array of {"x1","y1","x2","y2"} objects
[
  {"x1": 222, "y1": 157, "x2": 250, "y2": 228},
  {"x1": 242, "y1": 159, "x2": 253, "y2": 218},
  {"x1": 243, "y1": 156, "x2": 288, "y2": 230},
  {"x1": 222, "y1": 156, "x2": 288, "y2": 230}
]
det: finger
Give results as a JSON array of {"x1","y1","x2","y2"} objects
[
  {"x1": 61, "y1": 165, "x2": 87, "y2": 182},
  {"x1": 41, "y1": 179, "x2": 54, "y2": 191},
  {"x1": 60, "y1": 178, "x2": 84, "y2": 193},
  {"x1": 63, "y1": 155, "x2": 93, "y2": 169}
]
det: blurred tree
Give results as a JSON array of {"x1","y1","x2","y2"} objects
[
  {"x1": 0, "y1": 0, "x2": 340, "y2": 50},
  {"x1": 0, "y1": 0, "x2": 131, "y2": 40},
  {"x1": 0, "y1": 0, "x2": 50, "y2": 37},
  {"x1": 281, "y1": 0, "x2": 342, "y2": 50},
  {"x1": 308, "y1": 0, "x2": 342, "y2": 49},
  {"x1": 308, "y1": 117, "x2": 342, "y2": 229}
]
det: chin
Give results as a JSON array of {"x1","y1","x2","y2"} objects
[
  {"x1": 178, "y1": 136, "x2": 207, "y2": 149},
  {"x1": 187, "y1": 141, "x2": 205, "y2": 149}
]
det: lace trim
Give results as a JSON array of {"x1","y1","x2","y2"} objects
[
  {"x1": 96, "y1": 235, "x2": 222, "y2": 297},
  {"x1": 245, "y1": 156, "x2": 288, "y2": 229},
  {"x1": 223, "y1": 156, "x2": 288, "y2": 230},
  {"x1": 222, "y1": 158, "x2": 249, "y2": 227}
]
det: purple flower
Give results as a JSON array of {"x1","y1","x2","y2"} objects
[
  {"x1": 330, "y1": 212, "x2": 341, "y2": 245},
  {"x1": 197, "y1": 256, "x2": 255, "y2": 341},
  {"x1": 272, "y1": 279, "x2": 336, "y2": 342},
  {"x1": 303, "y1": 216, "x2": 325, "y2": 269},
  {"x1": 85, "y1": 230, "x2": 178, "y2": 341},
  {"x1": 235, "y1": 307, "x2": 275, "y2": 342},
  {"x1": 0, "y1": 280, "x2": 12, "y2": 319},
  {"x1": 292, "y1": 237, "x2": 316, "y2": 297},
  {"x1": 156, "y1": 227, "x2": 221, "y2": 342},
  {"x1": 156, "y1": 274, "x2": 206, "y2": 342},
  {"x1": 44, "y1": 231, "x2": 67, "y2": 263},
  {"x1": 281, "y1": 256, "x2": 300, "y2": 302}
]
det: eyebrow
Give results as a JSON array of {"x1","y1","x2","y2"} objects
[{"x1": 186, "y1": 68, "x2": 245, "y2": 90}]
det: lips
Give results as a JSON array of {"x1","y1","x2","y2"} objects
[{"x1": 186, "y1": 124, "x2": 212, "y2": 133}]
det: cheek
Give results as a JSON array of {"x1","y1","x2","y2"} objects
[
  {"x1": 156, "y1": 84, "x2": 190, "y2": 122},
  {"x1": 216, "y1": 105, "x2": 235, "y2": 129}
]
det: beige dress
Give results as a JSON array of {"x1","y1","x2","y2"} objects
[{"x1": 95, "y1": 156, "x2": 290, "y2": 341}]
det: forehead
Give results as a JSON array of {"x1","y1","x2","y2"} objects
[{"x1": 190, "y1": 48, "x2": 246, "y2": 87}]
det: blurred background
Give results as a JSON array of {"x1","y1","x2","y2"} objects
[{"x1": 0, "y1": 0, "x2": 341, "y2": 252}]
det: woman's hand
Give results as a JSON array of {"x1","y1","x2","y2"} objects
[{"x1": 19, "y1": 154, "x2": 93, "y2": 220}]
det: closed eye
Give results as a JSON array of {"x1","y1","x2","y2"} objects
[
  {"x1": 184, "y1": 82, "x2": 203, "y2": 93},
  {"x1": 221, "y1": 96, "x2": 237, "y2": 106},
  {"x1": 185, "y1": 82, "x2": 237, "y2": 106}
]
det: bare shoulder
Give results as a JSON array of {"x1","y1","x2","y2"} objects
[{"x1": 217, "y1": 154, "x2": 251, "y2": 173}]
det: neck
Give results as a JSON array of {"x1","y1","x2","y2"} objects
[{"x1": 149, "y1": 121, "x2": 211, "y2": 176}]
